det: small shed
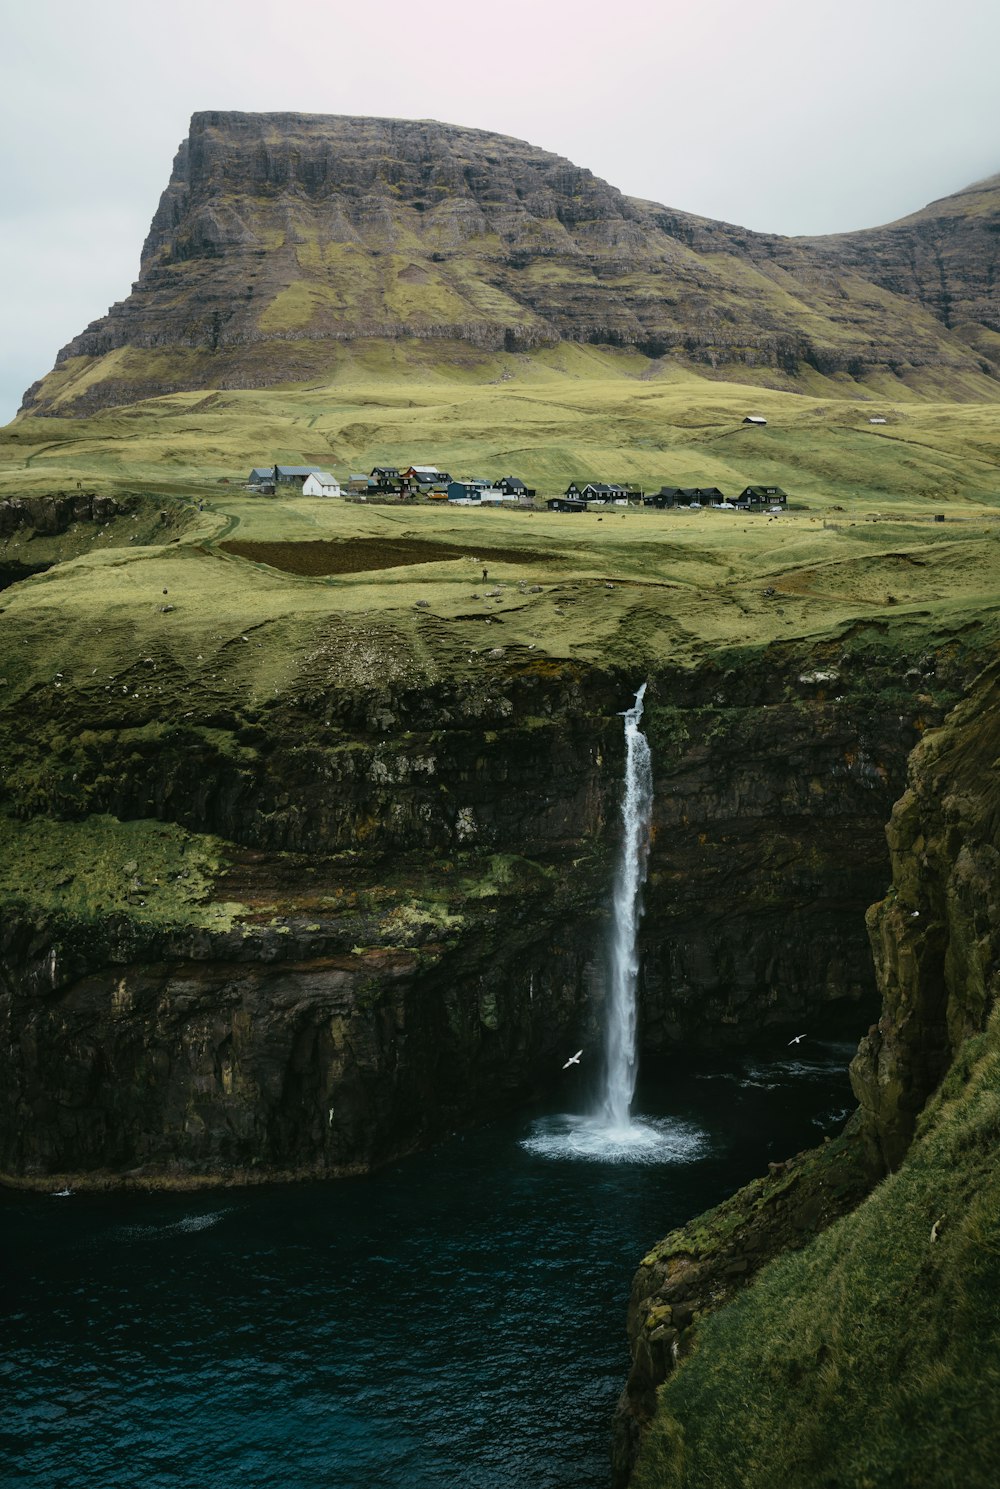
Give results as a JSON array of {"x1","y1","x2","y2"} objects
[
  {"x1": 247, "y1": 467, "x2": 274, "y2": 489},
  {"x1": 547, "y1": 498, "x2": 588, "y2": 513},
  {"x1": 302, "y1": 472, "x2": 341, "y2": 498},
  {"x1": 346, "y1": 474, "x2": 371, "y2": 495},
  {"x1": 743, "y1": 415, "x2": 768, "y2": 426}
]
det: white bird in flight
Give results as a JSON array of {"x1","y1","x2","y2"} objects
[
  {"x1": 788, "y1": 1034, "x2": 806, "y2": 1046},
  {"x1": 562, "y1": 1049, "x2": 583, "y2": 1069}
]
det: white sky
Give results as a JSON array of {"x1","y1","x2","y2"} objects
[{"x1": 2, "y1": 0, "x2": 997, "y2": 424}]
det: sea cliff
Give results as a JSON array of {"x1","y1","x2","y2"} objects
[
  {"x1": 614, "y1": 657, "x2": 1000, "y2": 1488},
  {"x1": 0, "y1": 626, "x2": 963, "y2": 1188}
]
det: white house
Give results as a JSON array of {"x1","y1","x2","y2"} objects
[{"x1": 302, "y1": 472, "x2": 342, "y2": 498}]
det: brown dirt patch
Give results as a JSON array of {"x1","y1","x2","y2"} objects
[{"x1": 221, "y1": 537, "x2": 553, "y2": 576}]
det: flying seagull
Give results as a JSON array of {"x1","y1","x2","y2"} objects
[
  {"x1": 787, "y1": 1034, "x2": 806, "y2": 1046},
  {"x1": 562, "y1": 1050, "x2": 583, "y2": 1069}
]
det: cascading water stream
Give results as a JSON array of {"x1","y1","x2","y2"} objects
[
  {"x1": 522, "y1": 683, "x2": 707, "y2": 1164},
  {"x1": 600, "y1": 681, "x2": 653, "y2": 1132}
]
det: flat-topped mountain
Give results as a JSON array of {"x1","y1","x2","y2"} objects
[{"x1": 21, "y1": 112, "x2": 1000, "y2": 415}]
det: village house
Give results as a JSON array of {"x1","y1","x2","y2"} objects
[
  {"x1": 738, "y1": 485, "x2": 788, "y2": 507},
  {"x1": 369, "y1": 466, "x2": 401, "y2": 490},
  {"x1": 547, "y1": 497, "x2": 588, "y2": 513},
  {"x1": 247, "y1": 467, "x2": 274, "y2": 490},
  {"x1": 400, "y1": 465, "x2": 451, "y2": 491},
  {"x1": 495, "y1": 476, "x2": 536, "y2": 498},
  {"x1": 346, "y1": 474, "x2": 371, "y2": 495},
  {"x1": 301, "y1": 471, "x2": 341, "y2": 498},
  {"x1": 564, "y1": 481, "x2": 635, "y2": 503},
  {"x1": 274, "y1": 465, "x2": 326, "y2": 489},
  {"x1": 447, "y1": 479, "x2": 495, "y2": 503}
]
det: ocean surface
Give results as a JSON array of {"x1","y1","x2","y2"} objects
[{"x1": 2, "y1": 1033, "x2": 858, "y2": 1489}]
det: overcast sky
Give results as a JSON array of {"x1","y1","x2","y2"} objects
[{"x1": 2, "y1": 0, "x2": 997, "y2": 424}]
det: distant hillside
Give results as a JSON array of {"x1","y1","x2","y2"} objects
[{"x1": 19, "y1": 112, "x2": 1000, "y2": 416}]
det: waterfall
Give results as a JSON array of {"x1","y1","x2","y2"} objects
[
  {"x1": 601, "y1": 682, "x2": 653, "y2": 1131},
  {"x1": 522, "y1": 680, "x2": 705, "y2": 1163}
]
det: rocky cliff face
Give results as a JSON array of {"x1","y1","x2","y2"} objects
[
  {"x1": 612, "y1": 656, "x2": 1000, "y2": 1486},
  {"x1": 849, "y1": 656, "x2": 1000, "y2": 1170},
  {"x1": 0, "y1": 662, "x2": 621, "y2": 1186},
  {"x1": 806, "y1": 173, "x2": 1000, "y2": 370},
  {"x1": 0, "y1": 632, "x2": 962, "y2": 1189},
  {"x1": 20, "y1": 113, "x2": 999, "y2": 414}
]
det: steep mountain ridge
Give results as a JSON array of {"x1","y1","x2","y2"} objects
[{"x1": 20, "y1": 112, "x2": 1000, "y2": 415}]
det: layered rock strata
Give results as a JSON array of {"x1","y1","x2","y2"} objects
[
  {"x1": 20, "y1": 114, "x2": 999, "y2": 414},
  {"x1": 0, "y1": 635, "x2": 959, "y2": 1188}
]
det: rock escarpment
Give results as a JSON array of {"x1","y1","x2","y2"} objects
[
  {"x1": 850, "y1": 657, "x2": 1000, "y2": 1169},
  {"x1": 0, "y1": 629, "x2": 963, "y2": 1189},
  {"x1": 0, "y1": 663, "x2": 621, "y2": 1186},
  {"x1": 20, "y1": 113, "x2": 999, "y2": 414},
  {"x1": 614, "y1": 658, "x2": 1000, "y2": 1487},
  {"x1": 806, "y1": 173, "x2": 1000, "y2": 371}
]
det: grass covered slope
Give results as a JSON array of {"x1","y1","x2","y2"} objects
[
  {"x1": 5, "y1": 360, "x2": 1000, "y2": 510},
  {"x1": 632, "y1": 1010, "x2": 1000, "y2": 1489}
]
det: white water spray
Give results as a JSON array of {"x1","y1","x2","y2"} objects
[{"x1": 600, "y1": 682, "x2": 653, "y2": 1131}]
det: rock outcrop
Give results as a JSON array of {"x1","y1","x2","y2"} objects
[
  {"x1": 613, "y1": 655, "x2": 1000, "y2": 1486},
  {"x1": 19, "y1": 113, "x2": 999, "y2": 415}
]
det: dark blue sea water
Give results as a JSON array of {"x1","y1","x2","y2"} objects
[{"x1": 2, "y1": 1035, "x2": 857, "y2": 1489}]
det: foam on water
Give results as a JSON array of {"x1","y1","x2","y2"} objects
[
  {"x1": 113, "y1": 1208, "x2": 231, "y2": 1243},
  {"x1": 521, "y1": 1112, "x2": 709, "y2": 1165}
]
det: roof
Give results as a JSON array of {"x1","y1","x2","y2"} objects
[
  {"x1": 275, "y1": 465, "x2": 324, "y2": 476},
  {"x1": 248, "y1": 467, "x2": 272, "y2": 480},
  {"x1": 304, "y1": 471, "x2": 337, "y2": 484}
]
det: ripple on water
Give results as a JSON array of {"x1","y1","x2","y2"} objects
[{"x1": 520, "y1": 1112, "x2": 710, "y2": 1165}]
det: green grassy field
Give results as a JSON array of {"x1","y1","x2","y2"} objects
[
  {"x1": 3, "y1": 359, "x2": 1000, "y2": 935},
  {"x1": 4, "y1": 356, "x2": 1000, "y2": 509},
  {"x1": 4, "y1": 494, "x2": 1000, "y2": 693}
]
